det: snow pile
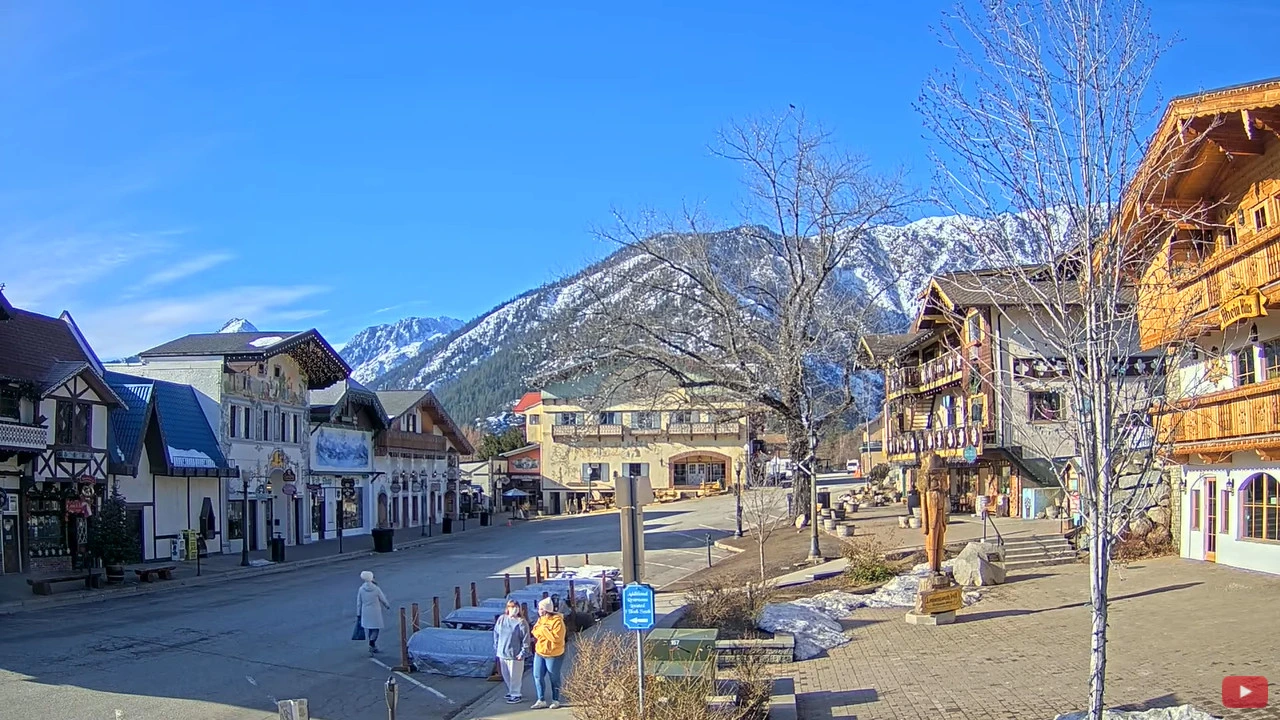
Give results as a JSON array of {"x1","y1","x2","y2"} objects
[
  {"x1": 1054, "y1": 706, "x2": 1219, "y2": 720},
  {"x1": 790, "y1": 591, "x2": 865, "y2": 621},
  {"x1": 757, "y1": 603, "x2": 849, "y2": 660},
  {"x1": 859, "y1": 561, "x2": 982, "y2": 609},
  {"x1": 249, "y1": 336, "x2": 284, "y2": 348},
  {"x1": 248, "y1": 559, "x2": 274, "y2": 567}
]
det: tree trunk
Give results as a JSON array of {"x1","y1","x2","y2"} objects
[
  {"x1": 806, "y1": 426, "x2": 821, "y2": 561},
  {"x1": 758, "y1": 541, "x2": 767, "y2": 583},
  {"x1": 786, "y1": 420, "x2": 810, "y2": 524},
  {"x1": 1087, "y1": 510, "x2": 1110, "y2": 720}
]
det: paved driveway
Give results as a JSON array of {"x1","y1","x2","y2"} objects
[
  {"x1": 0, "y1": 494, "x2": 743, "y2": 720},
  {"x1": 791, "y1": 556, "x2": 1280, "y2": 719}
]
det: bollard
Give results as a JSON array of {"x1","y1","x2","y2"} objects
[
  {"x1": 454, "y1": 586, "x2": 462, "y2": 610},
  {"x1": 397, "y1": 608, "x2": 410, "y2": 671},
  {"x1": 554, "y1": 555, "x2": 561, "y2": 573},
  {"x1": 432, "y1": 597, "x2": 440, "y2": 627},
  {"x1": 504, "y1": 573, "x2": 511, "y2": 595},
  {"x1": 411, "y1": 603, "x2": 421, "y2": 633},
  {"x1": 470, "y1": 582, "x2": 478, "y2": 606},
  {"x1": 525, "y1": 566, "x2": 532, "y2": 585},
  {"x1": 385, "y1": 675, "x2": 399, "y2": 720}
]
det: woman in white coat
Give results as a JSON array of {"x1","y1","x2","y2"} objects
[{"x1": 356, "y1": 570, "x2": 391, "y2": 654}]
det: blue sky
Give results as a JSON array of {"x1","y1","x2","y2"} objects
[{"x1": 1, "y1": 1, "x2": 1277, "y2": 359}]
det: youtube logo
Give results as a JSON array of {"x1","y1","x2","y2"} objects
[{"x1": 1223, "y1": 676, "x2": 1268, "y2": 709}]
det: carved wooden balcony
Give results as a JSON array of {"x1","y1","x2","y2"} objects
[{"x1": 0, "y1": 421, "x2": 48, "y2": 452}]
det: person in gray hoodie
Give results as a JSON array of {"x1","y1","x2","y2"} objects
[
  {"x1": 492, "y1": 599, "x2": 531, "y2": 703},
  {"x1": 356, "y1": 570, "x2": 391, "y2": 654}
]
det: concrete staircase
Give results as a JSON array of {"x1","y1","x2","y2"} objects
[{"x1": 1002, "y1": 534, "x2": 1077, "y2": 572}]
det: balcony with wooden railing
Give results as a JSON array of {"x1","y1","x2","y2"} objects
[
  {"x1": 0, "y1": 421, "x2": 48, "y2": 452},
  {"x1": 885, "y1": 367, "x2": 921, "y2": 401},
  {"x1": 885, "y1": 350, "x2": 965, "y2": 400},
  {"x1": 375, "y1": 429, "x2": 448, "y2": 455},
  {"x1": 1159, "y1": 376, "x2": 1280, "y2": 455},
  {"x1": 667, "y1": 422, "x2": 742, "y2": 437},
  {"x1": 1141, "y1": 220, "x2": 1280, "y2": 348},
  {"x1": 886, "y1": 424, "x2": 986, "y2": 463},
  {"x1": 551, "y1": 421, "x2": 741, "y2": 441},
  {"x1": 551, "y1": 424, "x2": 622, "y2": 440}
]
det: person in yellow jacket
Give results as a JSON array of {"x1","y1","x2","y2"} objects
[{"x1": 529, "y1": 597, "x2": 567, "y2": 709}]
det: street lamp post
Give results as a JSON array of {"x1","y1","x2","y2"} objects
[
  {"x1": 240, "y1": 474, "x2": 250, "y2": 567},
  {"x1": 733, "y1": 459, "x2": 744, "y2": 538}
]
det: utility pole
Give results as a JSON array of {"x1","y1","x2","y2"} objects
[{"x1": 733, "y1": 459, "x2": 744, "y2": 538}]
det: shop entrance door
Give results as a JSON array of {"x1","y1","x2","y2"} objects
[{"x1": 1205, "y1": 478, "x2": 1217, "y2": 562}]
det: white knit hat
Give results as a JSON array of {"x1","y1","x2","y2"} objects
[
  {"x1": 360, "y1": 571, "x2": 374, "y2": 583},
  {"x1": 537, "y1": 597, "x2": 555, "y2": 614}
]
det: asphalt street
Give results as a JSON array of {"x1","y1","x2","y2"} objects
[{"x1": 0, "y1": 493, "x2": 744, "y2": 720}]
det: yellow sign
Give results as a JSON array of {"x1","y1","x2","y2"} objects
[
  {"x1": 1219, "y1": 288, "x2": 1268, "y2": 330},
  {"x1": 182, "y1": 529, "x2": 199, "y2": 560},
  {"x1": 269, "y1": 449, "x2": 288, "y2": 469},
  {"x1": 916, "y1": 586, "x2": 963, "y2": 615}
]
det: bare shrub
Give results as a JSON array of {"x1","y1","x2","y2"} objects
[
  {"x1": 565, "y1": 631, "x2": 770, "y2": 720},
  {"x1": 682, "y1": 582, "x2": 774, "y2": 640},
  {"x1": 841, "y1": 532, "x2": 896, "y2": 586}
]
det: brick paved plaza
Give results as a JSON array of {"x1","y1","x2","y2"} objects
[{"x1": 790, "y1": 557, "x2": 1280, "y2": 719}]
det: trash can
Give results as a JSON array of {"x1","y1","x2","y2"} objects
[
  {"x1": 270, "y1": 537, "x2": 286, "y2": 562},
  {"x1": 442, "y1": 517, "x2": 453, "y2": 534},
  {"x1": 817, "y1": 490, "x2": 831, "y2": 509},
  {"x1": 480, "y1": 512, "x2": 490, "y2": 526},
  {"x1": 371, "y1": 528, "x2": 394, "y2": 553}
]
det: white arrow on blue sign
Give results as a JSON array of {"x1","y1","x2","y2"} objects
[{"x1": 621, "y1": 583, "x2": 656, "y2": 630}]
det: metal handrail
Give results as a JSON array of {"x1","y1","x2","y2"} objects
[{"x1": 982, "y1": 513, "x2": 1005, "y2": 546}]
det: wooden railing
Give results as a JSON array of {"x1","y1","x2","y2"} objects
[
  {"x1": 1163, "y1": 377, "x2": 1280, "y2": 444},
  {"x1": 375, "y1": 429, "x2": 447, "y2": 454},
  {"x1": 552, "y1": 422, "x2": 741, "y2": 440},
  {"x1": 886, "y1": 350, "x2": 964, "y2": 399},
  {"x1": 886, "y1": 424, "x2": 986, "y2": 462}
]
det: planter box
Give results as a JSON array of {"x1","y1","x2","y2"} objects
[{"x1": 715, "y1": 633, "x2": 795, "y2": 667}]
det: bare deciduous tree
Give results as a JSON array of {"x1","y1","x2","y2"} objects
[
  {"x1": 740, "y1": 471, "x2": 791, "y2": 582},
  {"x1": 918, "y1": 1, "x2": 1216, "y2": 716},
  {"x1": 559, "y1": 110, "x2": 915, "y2": 561}
]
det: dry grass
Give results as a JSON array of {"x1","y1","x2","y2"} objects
[
  {"x1": 840, "y1": 531, "x2": 897, "y2": 585},
  {"x1": 664, "y1": 530, "x2": 846, "y2": 592},
  {"x1": 564, "y1": 632, "x2": 769, "y2": 720},
  {"x1": 681, "y1": 582, "x2": 775, "y2": 640}
]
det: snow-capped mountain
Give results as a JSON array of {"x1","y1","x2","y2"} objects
[
  {"x1": 339, "y1": 316, "x2": 463, "y2": 383},
  {"x1": 218, "y1": 318, "x2": 259, "y2": 333},
  {"x1": 367, "y1": 212, "x2": 1069, "y2": 426}
]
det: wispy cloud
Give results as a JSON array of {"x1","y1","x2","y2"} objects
[
  {"x1": 130, "y1": 252, "x2": 234, "y2": 294},
  {"x1": 374, "y1": 300, "x2": 431, "y2": 314},
  {"x1": 76, "y1": 285, "x2": 331, "y2": 359},
  {"x1": 1, "y1": 229, "x2": 172, "y2": 309}
]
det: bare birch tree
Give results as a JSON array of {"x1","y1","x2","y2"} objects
[
  {"x1": 558, "y1": 109, "x2": 914, "y2": 561},
  {"x1": 740, "y1": 459, "x2": 791, "y2": 581},
  {"x1": 918, "y1": 0, "x2": 1217, "y2": 716}
]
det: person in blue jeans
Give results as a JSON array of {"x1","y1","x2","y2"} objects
[{"x1": 529, "y1": 597, "x2": 567, "y2": 709}]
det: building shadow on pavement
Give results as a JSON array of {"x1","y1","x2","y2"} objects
[
  {"x1": 961, "y1": 581, "x2": 1203, "y2": 622},
  {"x1": 798, "y1": 688, "x2": 879, "y2": 717}
]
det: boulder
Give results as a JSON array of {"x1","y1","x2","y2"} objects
[
  {"x1": 1145, "y1": 506, "x2": 1170, "y2": 527},
  {"x1": 1128, "y1": 516, "x2": 1154, "y2": 538},
  {"x1": 951, "y1": 541, "x2": 1006, "y2": 587}
]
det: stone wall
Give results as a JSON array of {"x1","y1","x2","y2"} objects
[{"x1": 715, "y1": 633, "x2": 795, "y2": 667}]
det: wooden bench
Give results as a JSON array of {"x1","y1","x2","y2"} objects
[
  {"x1": 27, "y1": 571, "x2": 106, "y2": 596},
  {"x1": 132, "y1": 564, "x2": 176, "y2": 582}
]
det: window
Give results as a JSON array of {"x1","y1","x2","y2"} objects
[
  {"x1": 598, "y1": 411, "x2": 621, "y2": 426},
  {"x1": 0, "y1": 388, "x2": 20, "y2": 420},
  {"x1": 227, "y1": 500, "x2": 245, "y2": 540},
  {"x1": 1028, "y1": 391, "x2": 1061, "y2": 422},
  {"x1": 623, "y1": 462, "x2": 649, "y2": 479},
  {"x1": 1256, "y1": 205, "x2": 1269, "y2": 230},
  {"x1": 556, "y1": 412, "x2": 581, "y2": 426},
  {"x1": 966, "y1": 312, "x2": 983, "y2": 344},
  {"x1": 527, "y1": 414, "x2": 540, "y2": 425},
  {"x1": 1243, "y1": 473, "x2": 1280, "y2": 541},
  {"x1": 969, "y1": 396, "x2": 986, "y2": 425},
  {"x1": 342, "y1": 490, "x2": 364, "y2": 530},
  {"x1": 670, "y1": 410, "x2": 693, "y2": 425},
  {"x1": 940, "y1": 395, "x2": 956, "y2": 427},
  {"x1": 1221, "y1": 489, "x2": 1232, "y2": 534},
  {"x1": 292, "y1": 414, "x2": 299, "y2": 443},
  {"x1": 280, "y1": 412, "x2": 287, "y2": 443},
  {"x1": 407, "y1": 414, "x2": 418, "y2": 433},
  {"x1": 581, "y1": 463, "x2": 608, "y2": 484},
  {"x1": 1236, "y1": 347, "x2": 1258, "y2": 386},
  {"x1": 229, "y1": 406, "x2": 239, "y2": 437},
  {"x1": 1264, "y1": 340, "x2": 1280, "y2": 381},
  {"x1": 55, "y1": 400, "x2": 91, "y2": 446},
  {"x1": 243, "y1": 407, "x2": 253, "y2": 439},
  {"x1": 1190, "y1": 489, "x2": 1202, "y2": 531},
  {"x1": 631, "y1": 411, "x2": 660, "y2": 429}
]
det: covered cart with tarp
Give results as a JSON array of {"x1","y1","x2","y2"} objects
[
  {"x1": 406, "y1": 628, "x2": 497, "y2": 678},
  {"x1": 442, "y1": 605, "x2": 503, "y2": 631}
]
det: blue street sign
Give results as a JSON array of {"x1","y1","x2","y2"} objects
[
  {"x1": 621, "y1": 582, "x2": 656, "y2": 630},
  {"x1": 963, "y1": 446, "x2": 978, "y2": 463}
]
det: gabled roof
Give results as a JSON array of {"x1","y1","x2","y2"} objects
[
  {"x1": 858, "y1": 332, "x2": 927, "y2": 366},
  {"x1": 0, "y1": 301, "x2": 123, "y2": 405},
  {"x1": 0, "y1": 287, "x2": 13, "y2": 321},
  {"x1": 139, "y1": 329, "x2": 350, "y2": 389},
  {"x1": 310, "y1": 378, "x2": 389, "y2": 430},
  {"x1": 105, "y1": 371, "x2": 236, "y2": 478},
  {"x1": 374, "y1": 389, "x2": 475, "y2": 455},
  {"x1": 512, "y1": 391, "x2": 544, "y2": 414}
]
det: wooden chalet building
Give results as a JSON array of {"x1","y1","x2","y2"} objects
[
  {"x1": 1134, "y1": 78, "x2": 1280, "y2": 575},
  {"x1": 372, "y1": 390, "x2": 474, "y2": 531},
  {"x1": 0, "y1": 289, "x2": 126, "y2": 574}
]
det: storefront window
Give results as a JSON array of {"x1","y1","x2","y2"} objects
[
  {"x1": 227, "y1": 501, "x2": 245, "y2": 540},
  {"x1": 27, "y1": 493, "x2": 68, "y2": 558},
  {"x1": 342, "y1": 492, "x2": 363, "y2": 530},
  {"x1": 311, "y1": 492, "x2": 323, "y2": 535},
  {"x1": 1243, "y1": 472, "x2": 1279, "y2": 541}
]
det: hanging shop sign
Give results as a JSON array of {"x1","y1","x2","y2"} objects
[
  {"x1": 1220, "y1": 287, "x2": 1268, "y2": 330},
  {"x1": 390, "y1": 478, "x2": 402, "y2": 494},
  {"x1": 269, "y1": 449, "x2": 289, "y2": 469}
]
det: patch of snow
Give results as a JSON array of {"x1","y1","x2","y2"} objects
[
  {"x1": 1054, "y1": 707, "x2": 1220, "y2": 720},
  {"x1": 168, "y1": 447, "x2": 217, "y2": 468},
  {"x1": 249, "y1": 336, "x2": 284, "y2": 348},
  {"x1": 757, "y1": 603, "x2": 849, "y2": 660},
  {"x1": 218, "y1": 318, "x2": 258, "y2": 333},
  {"x1": 858, "y1": 561, "x2": 982, "y2": 609}
]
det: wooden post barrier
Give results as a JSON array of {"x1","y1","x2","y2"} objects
[
  {"x1": 396, "y1": 607, "x2": 411, "y2": 672},
  {"x1": 535, "y1": 560, "x2": 543, "y2": 584},
  {"x1": 525, "y1": 566, "x2": 532, "y2": 585},
  {"x1": 454, "y1": 586, "x2": 462, "y2": 610},
  {"x1": 504, "y1": 573, "x2": 511, "y2": 595},
  {"x1": 584, "y1": 553, "x2": 589, "y2": 565},
  {"x1": 554, "y1": 555, "x2": 561, "y2": 573},
  {"x1": 470, "y1": 582, "x2": 478, "y2": 606},
  {"x1": 543, "y1": 558, "x2": 551, "y2": 579},
  {"x1": 411, "y1": 602, "x2": 421, "y2": 633},
  {"x1": 432, "y1": 597, "x2": 440, "y2": 627}
]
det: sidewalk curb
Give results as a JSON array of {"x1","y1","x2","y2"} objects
[{"x1": 0, "y1": 525, "x2": 499, "y2": 616}]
